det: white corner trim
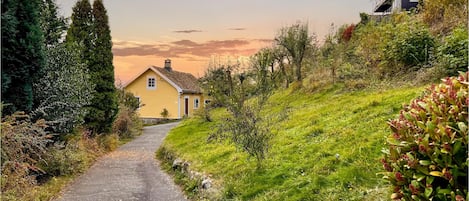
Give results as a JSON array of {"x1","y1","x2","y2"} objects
[{"x1": 177, "y1": 93, "x2": 181, "y2": 119}]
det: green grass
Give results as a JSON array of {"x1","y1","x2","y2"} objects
[{"x1": 158, "y1": 84, "x2": 426, "y2": 200}]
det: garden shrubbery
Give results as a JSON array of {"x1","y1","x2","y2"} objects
[
  {"x1": 1, "y1": 112, "x2": 51, "y2": 199},
  {"x1": 382, "y1": 72, "x2": 468, "y2": 200}
]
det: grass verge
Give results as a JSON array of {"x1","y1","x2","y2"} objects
[{"x1": 157, "y1": 84, "x2": 426, "y2": 200}]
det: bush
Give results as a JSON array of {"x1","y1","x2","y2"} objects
[
  {"x1": 381, "y1": 72, "x2": 468, "y2": 200},
  {"x1": 379, "y1": 17, "x2": 435, "y2": 75},
  {"x1": 1, "y1": 112, "x2": 51, "y2": 198},
  {"x1": 436, "y1": 27, "x2": 468, "y2": 76},
  {"x1": 355, "y1": 14, "x2": 435, "y2": 78},
  {"x1": 212, "y1": 106, "x2": 271, "y2": 166},
  {"x1": 98, "y1": 133, "x2": 119, "y2": 152},
  {"x1": 160, "y1": 108, "x2": 169, "y2": 119},
  {"x1": 113, "y1": 106, "x2": 142, "y2": 139},
  {"x1": 113, "y1": 90, "x2": 143, "y2": 139},
  {"x1": 420, "y1": 0, "x2": 468, "y2": 35},
  {"x1": 39, "y1": 142, "x2": 89, "y2": 177}
]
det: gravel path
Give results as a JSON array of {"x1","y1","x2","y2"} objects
[{"x1": 56, "y1": 122, "x2": 186, "y2": 201}]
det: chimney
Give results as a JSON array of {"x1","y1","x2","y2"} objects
[{"x1": 164, "y1": 59, "x2": 172, "y2": 72}]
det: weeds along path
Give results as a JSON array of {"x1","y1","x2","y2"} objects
[{"x1": 56, "y1": 122, "x2": 186, "y2": 201}]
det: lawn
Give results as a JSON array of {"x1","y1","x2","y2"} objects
[{"x1": 158, "y1": 84, "x2": 425, "y2": 200}]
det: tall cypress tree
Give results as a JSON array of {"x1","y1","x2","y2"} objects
[
  {"x1": 88, "y1": 0, "x2": 118, "y2": 133},
  {"x1": 1, "y1": 0, "x2": 45, "y2": 115},
  {"x1": 66, "y1": 0, "x2": 93, "y2": 64},
  {"x1": 40, "y1": 0, "x2": 67, "y2": 46}
]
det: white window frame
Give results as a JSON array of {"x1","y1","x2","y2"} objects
[
  {"x1": 147, "y1": 76, "x2": 156, "y2": 90},
  {"x1": 194, "y1": 97, "x2": 200, "y2": 109}
]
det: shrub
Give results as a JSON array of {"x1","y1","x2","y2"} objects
[
  {"x1": 33, "y1": 43, "x2": 94, "y2": 134},
  {"x1": 113, "y1": 107, "x2": 132, "y2": 137},
  {"x1": 355, "y1": 14, "x2": 435, "y2": 78},
  {"x1": 381, "y1": 72, "x2": 468, "y2": 200},
  {"x1": 98, "y1": 133, "x2": 119, "y2": 152},
  {"x1": 113, "y1": 90, "x2": 143, "y2": 139},
  {"x1": 381, "y1": 19, "x2": 435, "y2": 73},
  {"x1": 160, "y1": 108, "x2": 169, "y2": 119},
  {"x1": 436, "y1": 27, "x2": 468, "y2": 76},
  {"x1": 213, "y1": 106, "x2": 271, "y2": 166},
  {"x1": 420, "y1": 0, "x2": 468, "y2": 35},
  {"x1": 39, "y1": 142, "x2": 89, "y2": 177},
  {"x1": 1, "y1": 112, "x2": 51, "y2": 198},
  {"x1": 341, "y1": 24, "x2": 355, "y2": 43}
]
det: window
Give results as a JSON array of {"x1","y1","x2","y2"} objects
[
  {"x1": 194, "y1": 98, "x2": 200, "y2": 109},
  {"x1": 204, "y1": 100, "x2": 211, "y2": 106},
  {"x1": 147, "y1": 77, "x2": 156, "y2": 89}
]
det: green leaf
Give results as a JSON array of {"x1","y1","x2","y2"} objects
[
  {"x1": 441, "y1": 148, "x2": 450, "y2": 154},
  {"x1": 415, "y1": 174, "x2": 426, "y2": 181},
  {"x1": 417, "y1": 166, "x2": 429, "y2": 175},
  {"x1": 457, "y1": 122, "x2": 467, "y2": 133},
  {"x1": 437, "y1": 188, "x2": 451, "y2": 195},
  {"x1": 387, "y1": 136, "x2": 401, "y2": 146},
  {"x1": 426, "y1": 121, "x2": 436, "y2": 132},
  {"x1": 453, "y1": 140, "x2": 462, "y2": 155},
  {"x1": 426, "y1": 176, "x2": 434, "y2": 185},
  {"x1": 424, "y1": 187, "x2": 433, "y2": 198},
  {"x1": 419, "y1": 160, "x2": 431, "y2": 166}
]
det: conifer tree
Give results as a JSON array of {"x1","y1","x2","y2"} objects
[
  {"x1": 66, "y1": 0, "x2": 93, "y2": 64},
  {"x1": 40, "y1": 0, "x2": 67, "y2": 46},
  {"x1": 1, "y1": 0, "x2": 45, "y2": 115},
  {"x1": 87, "y1": 0, "x2": 118, "y2": 133}
]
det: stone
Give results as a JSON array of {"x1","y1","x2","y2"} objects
[
  {"x1": 172, "y1": 158, "x2": 183, "y2": 170},
  {"x1": 201, "y1": 178, "x2": 212, "y2": 189}
]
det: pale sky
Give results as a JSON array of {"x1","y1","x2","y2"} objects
[{"x1": 56, "y1": 0, "x2": 376, "y2": 83}]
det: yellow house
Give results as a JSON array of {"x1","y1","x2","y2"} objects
[{"x1": 123, "y1": 59, "x2": 204, "y2": 120}]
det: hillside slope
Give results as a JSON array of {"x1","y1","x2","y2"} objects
[{"x1": 158, "y1": 85, "x2": 425, "y2": 200}]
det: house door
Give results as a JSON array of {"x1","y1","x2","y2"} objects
[{"x1": 184, "y1": 97, "x2": 189, "y2": 116}]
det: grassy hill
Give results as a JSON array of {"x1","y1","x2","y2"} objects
[{"x1": 157, "y1": 84, "x2": 426, "y2": 200}]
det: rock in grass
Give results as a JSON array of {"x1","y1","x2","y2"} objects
[
  {"x1": 172, "y1": 158, "x2": 183, "y2": 170},
  {"x1": 202, "y1": 178, "x2": 212, "y2": 189}
]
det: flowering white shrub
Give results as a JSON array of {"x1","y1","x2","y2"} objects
[{"x1": 33, "y1": 43, "x2": 94, "y2": 134}]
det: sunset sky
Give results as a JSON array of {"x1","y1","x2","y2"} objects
[{"x1": 56, "y1": 0, "x2": 376, "y2": 84}]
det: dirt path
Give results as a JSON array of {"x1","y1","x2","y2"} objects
[{"x1": 56, "y1": 122, "x2": 186, "y2": 201}]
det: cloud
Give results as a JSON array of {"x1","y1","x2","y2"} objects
[
  {"x1": 255, "y1": 39, "x2": 275, "y2": 44},
  {"x1": 173, "y1": 29, "x2": 203, "y2": 34},
  {"x1": 113, "y1": 38, "x2": 266, "y2": 59},
  {"x1": 228, "y1": 28, "x2": 246, "y2": 31}
]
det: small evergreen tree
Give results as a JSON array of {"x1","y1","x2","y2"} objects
[
  {"x1": 87, "y1": 0, "x2": 118, "y2": 133},
  {"x1": 1, "y1": 0, "x2": 45, "y2": 115}
]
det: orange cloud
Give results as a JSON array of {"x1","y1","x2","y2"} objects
[
  {"x1": 228, "y1": 28, "x2": 246, "y2": 31},
  {"x1": 112, "y1": 38, "x2": 273, "y2": 83},
  {"x1": 173, "y1": 30, "x2": 203, "y2": 34},
  {"x1": 112, "y1": 38, "x2": 270, "y2": 58}
]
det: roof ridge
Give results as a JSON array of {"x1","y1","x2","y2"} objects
[{"x1": 152, "y1": 66, "x2": 201, "y2": 94}]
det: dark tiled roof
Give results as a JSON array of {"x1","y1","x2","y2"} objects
[{"x1": 152, "y1": 66, "x2": 202, "y2": 94}]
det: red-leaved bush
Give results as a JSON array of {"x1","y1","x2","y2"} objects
[
  {"x1": 341, "y1": 24, "x2": 355, "y2": 42},
  {"x1": 382, "y1": 72, "x2": 468, "y2": 200}
]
